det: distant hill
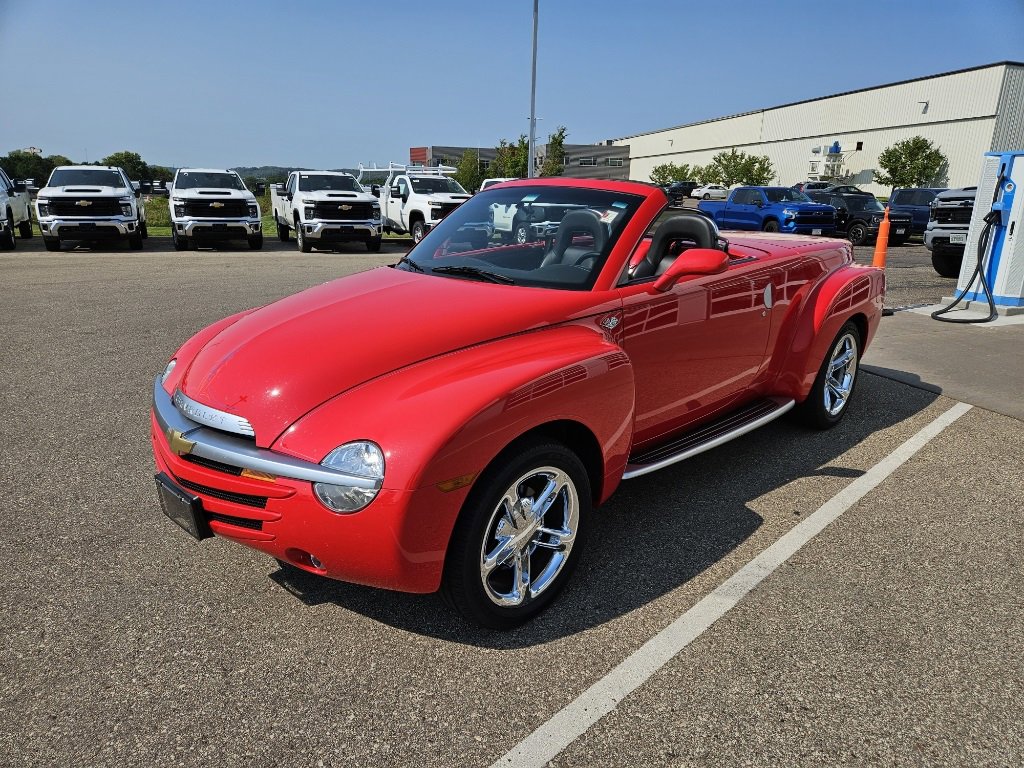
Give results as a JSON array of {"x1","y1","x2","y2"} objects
[{"x1": 231, "y1": 165, "x2": 359, "y2": 181}]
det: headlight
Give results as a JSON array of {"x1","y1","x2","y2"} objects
[
  {"x1": 872, "y1": 215, "x2": 883, "y2": 224},
  {"x1": 160, "y1": 358, "x2": 177, "y2": 384},
  {"x1": 36, "y1": 198, "x2": 50, "y2": 217},
  {"x1": 174, "y1": 204, "x2": 185, "y2": 217},
  {"x1": 248, "y1": 204, "x2": 259, "y2": 218},
  {"x1": 313, "y1": 441, "x2": 385, "y2": 513},
  {"x1": 429, "y1": 201, "x2": 444, "y2": 207},
  {"x1": 121, "y1": 203, "x2": 133, "y2": 216},
  {"x1": 304, "y1": 206, "x2": 315, "y2": 220},
  {"x1": 782, "y1": 208, "x2": 797, "y2": 218}
]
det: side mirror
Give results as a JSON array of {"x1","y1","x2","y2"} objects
[
  {"x1": 390, "y1": 186, "x2": 401, "y2": 198},
  {"x1": 653, "y1": 248, "x2": 729, "y2": 292},
  {"x1": 255, "y1": 182, "x2": 266, "y2": 196},
  {"x1": 371, "y1": 184, "x2": 380, "y2": 198},
  {"x1": 135, "y1": 188, "x2": 142, "y2": 198},
  {"x1": 12, "y1": 182, "x2": 25, "y2": 193},
  {"x1": 286, "y1": 192, "x2": 293, "y2": 201}
]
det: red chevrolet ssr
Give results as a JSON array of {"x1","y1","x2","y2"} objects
[{"x1": 151, "y1": 178, "x2": 883, "y2": 629}]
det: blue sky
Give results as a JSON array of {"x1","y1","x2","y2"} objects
[{"x1": 1, "y1": 0, "x2": 1022, "y2": 169}]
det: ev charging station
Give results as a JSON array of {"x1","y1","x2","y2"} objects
[{"x1": 937, "y1": 151, "x2": 1024, "y2": 321}]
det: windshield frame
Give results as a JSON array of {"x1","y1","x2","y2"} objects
[
  {"x1": 47, "y1": 168, "x2": 127, "y2": 188},
  {"x1": 397, "y1": 184, "x2": 645, "y2": 292},
  {"x1": 298, "y1": 174, "x2": 363, "y2": 193},
  {"x1": 173, "y1": 171, "x2": 247, "y2": 191}
]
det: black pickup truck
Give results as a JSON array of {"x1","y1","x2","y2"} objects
[{"x1": 808, "y1": 191, "x2": 911, "y2": 246}]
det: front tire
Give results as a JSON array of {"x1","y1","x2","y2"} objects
[
  {"x1": 847, "y1": 222, "x2": 868, "y2": 246},
  {"x1": 932, "y1": 248, "x2": 962, "y2": 278},
  {"x1": 295, "y1": 219, "x2": 311, "y2": 252},
  {"x1": 1, "y1": 210, "x2": 15, "y2": 250},
  {"x1": 513, "y1": 220, "x2": 530, "y2": 245},
  {"x1": 140, "y1": 221, "x2": 148, "y2": 239},
  {"x1": 172, "y1": 228, "x2": 190, "y2": 251},
  {"x1": 793, "y1": 321, "x2": 861, "y2": 430},
  {"x1": 43, "y1": 236, "x2": 60, "y2": 252},
  {"x1": 702, "y1": 193, "x2": 710, "y2": 200},
  {"x1": 128, "y1": 229, "x2": 143, "y2": 250},
  {"x1": 248, "y1": 233, "x2": 264, "y2": 250},
  {"x1": 366, "y1": 235, "x2": 382, "y2": 252},
  {"x1": 411, "y1": 219, "x2": 426, "y2": 244},
  {"x1": 762, "y1": 219, "x2": 780, "y2": 233},
  {"x1": 442, "y1": 439, "x2": 591, "y2": 630}
]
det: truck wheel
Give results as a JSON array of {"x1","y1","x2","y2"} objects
[
  {"x1": 411, "y1": 219, "x2": 426, "y2": 244},
  {"x1": 295, "y1": 221, "x2": 311, "y2": 252},
  {"x1": 18, "y1": 215, "x2": 33, "y2": 239},
  {"x1": 277, "y1": 216, "x2": 290, "y2": 242},
  {"x1": 366, "y1": 235, "x2": 382, "y2": 252},
  {"x1": 514, "y1": 221, "x2": 530, "y2": 244},
  {"x1": 847, "y1": 222, "x2": 867, "y2": 246},
  {"x1": 1, "y1": 211, "x2": 16, "y2": 250},
  {"x1": 141, "y1": 221, "x2": 148, "y2": 239},
  {"x1": 441, "y1": 438, "x2": 590, "y2": 630},
  {"x1": 43, "y1": 236, "x2": 60, "y2": 252},
  {"x1": 762, "y1": 219, "x2": 780, "y2": 233},
  {"x1": 931, "y1": 248, "x2": 962, "y2": 278},
  {"x1": 702, "y1": 193, "x2": 710, "y2": 200},
  {"x1": 172, "y1": 228, "x2": 190, "y2": 252},
  {"x1": 793, "y1": 321, "x2": 861, "y2": 430},
  {"x1": 248, "y1": 233, "x2": 264, "y2": 250},
  {"x1": 128, "y1": 229, "x2": 144, "y2": 250}
]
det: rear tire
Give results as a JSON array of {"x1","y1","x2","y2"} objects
[
  {"x1": 18, "y1": 215, "x2": 33, "y2": 238},
  {"x1": 762, "y1": 219, "x2": 780, "y2": 233},
  {"x1": 441, "y1": 439, "x2": 590, "y2": 630},
  {"x1": 277, "y1": 216, "x2": 289, "y2": 241},
  {"x1": 366, "y1": 235, "x2": 382, "y2": 252},
  {"x1": 702, "y1": 193, "x2": 710, "y2": 200},
  {"x1": 793, "y1": 321, "x2": 861, "y2": 430},
  {"x1": 248, "y1": 233, "x2": 264, "y2": 250},
  {"x1": 43, "y1": 236, "x2": 60, "y2": 252}
]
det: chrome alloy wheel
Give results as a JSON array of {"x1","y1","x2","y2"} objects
[
  {"x1": 479, "y1": 466, "x2": 579, "y2": 607},
  {"x1": 824, "y1": 332, "x2": 858, "y2": 416}
]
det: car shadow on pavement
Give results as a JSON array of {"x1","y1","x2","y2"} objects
[{"x1": 270, "y1": 372, "x2": 939, "y2": 648}]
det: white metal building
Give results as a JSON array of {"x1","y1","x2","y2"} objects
[{"x1": 614, "y1": 62, "x2": 1024, "y2": 195}]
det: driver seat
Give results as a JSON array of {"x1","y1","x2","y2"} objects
[
  {"x1": 540, "y1": 209, "x2": 607, "y2": 268},
  {"x1": 631, "y1": 213, "x2": 720, "y2": 279}
]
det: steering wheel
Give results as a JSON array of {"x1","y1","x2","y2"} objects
[{"x1": 572, "y1": 251, "x2": 600, "y2": 267}]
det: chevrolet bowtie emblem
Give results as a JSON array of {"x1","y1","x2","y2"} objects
[
  {"x1": 75, "y1": 200, "x2": 92, "y2": 207},
  {"x1": 210, "y1": 201, "x2": 225, "y2": 208},
  {"x1": 339, "y1": 204, "x2": 352, "y2": 211},
  {"x1": 166, "y1": 428, "x2": 196, "y2": 456}
]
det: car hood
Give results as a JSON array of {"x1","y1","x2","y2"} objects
[
  {"x1": 178, "y1": 267, "x2": 603, "y2": 446},
  {"x1": 174, "y1": 188, "x2": 255, "y2": 201},
  {"x1": 781, "y1": 202, "x2": 834, "y2": 211},
  {"x1": 425, "y1": 193, "x2": 471, "y2": 203},
  {"x1": 39, "y1": 185, "x2": 130, "y2": 197},
  {"x1": 295, "y1": 191, "x2": 377, "y2": 204}
]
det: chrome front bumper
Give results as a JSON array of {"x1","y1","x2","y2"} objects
[
  {"x1": 300, "y1": 218, "x2": 382, "y2": 239},
  {"x1": 38, "y1": 217, "x2": 137, "y2": 237},
  {"x1": 174, "y1": 218, "x2": 262, "y2": 236},
  {"x1": 152, "y1": 376, "x2": 381, "y2": 490}
]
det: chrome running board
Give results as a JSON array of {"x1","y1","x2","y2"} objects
[{"x1": 622, "y1": 397, "x2": 795, "y2": 479}]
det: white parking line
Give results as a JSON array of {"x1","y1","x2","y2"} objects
[{"x1": 492, "y1": 400, "x2": 973, "y2": 768}]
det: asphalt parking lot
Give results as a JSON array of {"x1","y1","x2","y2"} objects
[{"x1": 2, "y1": 237, "x2": 1021, "y2": 767}]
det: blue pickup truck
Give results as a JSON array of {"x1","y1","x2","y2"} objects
[{"x1": 698, "y1": 186, "x2": 837, "y2": 234}]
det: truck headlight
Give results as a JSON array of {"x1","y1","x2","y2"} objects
[
  {"x1": 36, "y1": 199, "x2": 50, "y2": 217},
  {"x1": 371, "y1": 204, "x2": 381, "y2": 218},
  {"x1": 429, "y1": 201, "x2": 443, "y2": 207},
  {"x1": 248, "y1": 204, "x2": 259, "y2": 218},
  {"x1": 304, "y1": 206, "x2": 315, "y2": 220},
  {"x1": 121, "y1": 203, "x2": 133, "y2": 216},
  {"x1": 174, "y1": 204, "x2": 185, "y2": 217},
  {"x1": 313, "y1": 441, "x2": 385, "y2": 513},
  {"x1": 781, "y1": 208, "x2": 797, "y2": 218}
]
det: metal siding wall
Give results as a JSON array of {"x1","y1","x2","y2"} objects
[
  {"x1": 992, "y1": 65, "x2": 1024, "y2": 151},
  {"x1": 561, "y1": 144, "x2": 630, "y2": 180}
]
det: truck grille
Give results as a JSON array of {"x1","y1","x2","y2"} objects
[
  {"x1": 795, "y1": 210, "x2": 835, "y2": 225},
  {"x1": 435, "y1": 202, "x2": 462, "y2": 220},
  {"x1": 49, "y1": 197, "x2": 122, "y2": 216},
  {"x1": 174, "y1": 475, "x2": 268, "y2": 509},
  {"x1": 313, "y1": 201, "x2": 376, "y2": 220},
  {"x1": 183, "y1": 199, "x2": 250, "y2": 218},
  {"x1": 932, "y1": 206, "x2": 973, "y2": 225}
]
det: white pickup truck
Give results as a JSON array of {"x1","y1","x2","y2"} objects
[
  {"x1": 169, "y1": 168, "x2": 262, "y2": 251},
  {"x1": 270, "y1": 171, "x2": 382, "y2": 252},
  {"x1": 0, "y1": 166, "x2": 33, "y2": 250},
  {"x1": 34, "y1": 165, "x2": 146, "y2": 251},
  {"x1": 357, "y1": 163, "x2": 471, "y2": 243}
]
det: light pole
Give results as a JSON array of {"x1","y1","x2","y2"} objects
[{"x1": 527, "y1": 0, "x2": 538, "y2": 178}]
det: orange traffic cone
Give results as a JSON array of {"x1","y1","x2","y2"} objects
[{"x1": 872, "y1": 207, "x2": 890, "y2": 268}]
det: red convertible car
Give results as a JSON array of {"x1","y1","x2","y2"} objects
[{"x1": 151, "y1": 178, "x2": 883, "y2": 629}]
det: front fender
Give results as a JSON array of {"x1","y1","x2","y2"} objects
[
  {"x1": 773, "y1": 264, "x2": 884, "y2": 401},
  {"x1": 274, "y1": 323, "x2": 635, "y2": 499}
]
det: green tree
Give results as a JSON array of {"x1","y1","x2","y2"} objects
[
  {"x1": 649, "y1": 162, "x2": 701, "y2": 186},
  {"x1": 490, "y1": 135, "x2": 530, "y2": 179},
  {"x1": 874, "y1": 136, "x2": 948, "y2": 188},
  {"x1": 696, "y1": 164, "x2": 720, "y2": 185},
  {"x1": 101, "y1": 150, "x2": 149, "y2": 180},
  {"x1": 540, "y1": 126, "x2": 568, "y2": 177},
  {"x1": 148, "y1": 164, "x2": 174, "y2": 182},
  {"x1": 0, "y1": 150, "x2": 52, "y2": 182},
  {"x1": 702, "y1": 148, "x2": 775, "y2": 186},
  {"x1": 454, "y1": 149, "x2": 485, "y2": 192}
]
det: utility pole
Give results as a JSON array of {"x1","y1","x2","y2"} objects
[{"x1": 527, "y1": 0, "x2": 538, "y2": 178}]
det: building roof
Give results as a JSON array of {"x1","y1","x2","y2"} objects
[{"x1": 614, "y1": 61, "x2": 1024, "y2": 141}]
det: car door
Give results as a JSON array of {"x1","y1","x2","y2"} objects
[
  {"x1": 616, "y1": 235, "x2": 774, "y2": 446},
  {"x1": 395, "y1": 176, "x2": 411, "y2": 230},
  {"x1": 830, "y1": 195, "x2": 849, "y2": 230},
  {"x1": 730, "y1": 189, "x2": 759, "y2": 229}
]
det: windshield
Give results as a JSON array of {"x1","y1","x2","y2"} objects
[
  {"x1": 48, "y1": 169, "x2": 125, "y2": 188},
  {"x1": 765, "y1": 188, "x2": 811, "y2": 203},
  {"x1": 395, "y1": 185, "x2": 643, "y2": 291},
  {"x1": 410, "y1": 176, "x2": 467, "y2": 195},
  {"x1": 174, "y1": 171, "x2": 246, "y2": 191},
  {"x1": 299, "y1": 174, "x2": 362, "y2": 192},
  {"x1": 845, "y1": 197, "x2": 884, "y2": 212}
]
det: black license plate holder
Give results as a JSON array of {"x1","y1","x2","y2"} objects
[
  {"x1": 212, "y1": 223, "x2": 228, "y2": 230},
  {"x1": 155, "y1": 473, "x2": 212, "y2": 540},
  {"x1": 78, "y1": 222, "x2": 96, "y2": 230}
]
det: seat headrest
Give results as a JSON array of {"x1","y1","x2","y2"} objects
[{"x1": 554, "y1": 209, "x2": 607, "y2": 255}]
